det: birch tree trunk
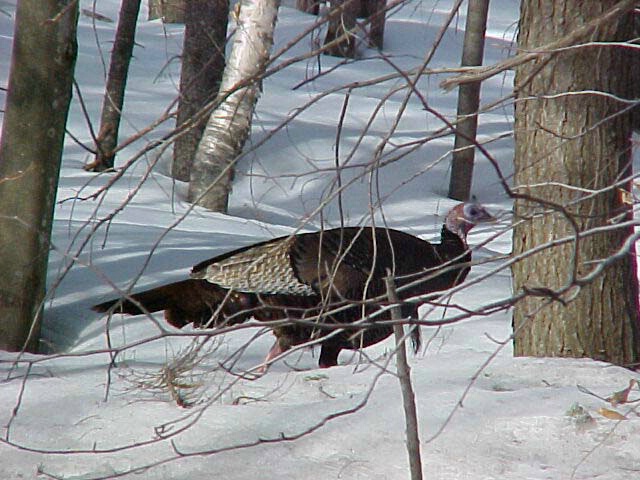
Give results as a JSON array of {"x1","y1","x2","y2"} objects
[
  {"x1": 0, "y1": 0, "x2": 78, "y2": 351},
  {"x1": 86, "y1": 0, "x2": 141, "y2": 171},
  {"x1": 511, "y1": 0, "x2": 640, "y2": 366},
  {"x1": 188, "y1": 0, "x2": 279, "y2": 212},
  {"x1": 172, "y1": 0, "x2": 229, "y2": 181}
]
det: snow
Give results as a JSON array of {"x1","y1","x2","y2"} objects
[{"x1": 1, "y1": 1, "x2": 639, "y2": 479}]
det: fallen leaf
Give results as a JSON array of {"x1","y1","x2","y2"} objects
[
  {"x1": 606, "y1": 379, "x2": 637, "y2": 406},
  {"x1": 597, "y1": 407, "x2": 627, "y2": 420},
  {"x1": 81, "y1": 8, "x2": 114, "y2": 23},
  {"x1": 304, "y1": 373, "x2": 329, "y2": 381}
]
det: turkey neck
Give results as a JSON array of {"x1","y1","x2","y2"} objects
[{"x1": 436, "y1": 224, "x2": 470, "y2": 262}]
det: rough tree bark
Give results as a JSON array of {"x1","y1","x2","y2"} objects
[
  {"x1": 86, "y1": 0, "x2": 141, "y2": 172},
  {"x1": 447, "y1": 0, "x2": 489, "y2": 201},
  {"x1": 511, "y1": 0, "x2": 640, "y2": 366},
  {"x1": 187, "y1": 0, "x2": 280, "y2": 212},
  {"x1": 0, "y1": 0, "x2": 78, "y2": 351},
  {"x1": 172, "y1": 0, "x2": 229, "y2": 182},
  {"x1": 148, "y1": 0, "x2": 185, "y2": 23}
]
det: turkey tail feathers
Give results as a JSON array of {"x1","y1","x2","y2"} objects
[
  {"x1": 91, "y1": 279, "x2": 223, "y2": 328},
  {"x1": 91, "y1": 281, "x2": 187, "y2": 315}
]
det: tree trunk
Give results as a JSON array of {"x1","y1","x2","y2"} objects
[
  {"x1": 447, "y1": 0, "x2": 489, "y2": 201},
  {"x1": 187, "y1": 0, "x2": 280, "y2": 212},
  {"x1": 511, "y1": 0, "x2": 640, "y2": 366},
  {"x1": 148, "y1": 0, "x2": 185, "y2": 23},
  {"x1": 172, "y1": 0, "x2": 229, "y2": 182},
  {"x1": 323, "y1": 0, "x2": 359, "y2": 58},
  {"x1": 296, "y1": 0, "x2": 319, "y2": 15},
  {"x1": 86, "y1": 0, "x2": 141, "y2": 172},
  {"x1": 0, "y1": 0, "x2": 78, "y2": 352},
  {"x1": 361, "y1": 0, "x2": 385, "y2": 49}
]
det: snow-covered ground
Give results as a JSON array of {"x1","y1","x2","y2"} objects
[{"x1": 1, "y1": 1, "x2": 639, "y2": 479}]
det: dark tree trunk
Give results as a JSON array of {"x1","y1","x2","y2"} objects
[
  {"x1": 323, "y1": 0, "x2": 359, "y2": 58},
  {"x1": 148, "y1": 0, "x2": 185, "y2": 23},
  {"x1": 447, "y1": 0, "x2": 489, "y2": 201},
  {"x1": 86, "y1": 0, "x2": 141, "y2": 172},
  {"x1": 360, "y1": 0, "x2": 385, "y2": 49},
  {"x1": 0, "y1": 0, "x2": 78, "y2": 352},
  {"x1": 632, "y1": 6, "x2": 640, "y2": 131},
  {"x1": 172, "y1": 0, "x2": 229, "y2": 182},
  {"x1": 296, "y1": 0, "x2": 320, "y2": 15},
  {"x1": 511, "y1": 0, "x2": 640, "y2": 366}
]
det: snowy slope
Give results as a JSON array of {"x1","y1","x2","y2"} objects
[{"x1": 1, "y1": 1, "x2": 639, "y2": 479}]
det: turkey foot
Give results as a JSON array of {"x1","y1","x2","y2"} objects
[{"x1": 257, "y1": 340, "x2": 287, "y2": 374}]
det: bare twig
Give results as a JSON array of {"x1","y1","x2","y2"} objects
[
  {"x1": 386, "y1": 273, "x2": 423, "y2": 480},
  {"x1": 440, "y1": 0, "x2": 637, "y2": 91}
]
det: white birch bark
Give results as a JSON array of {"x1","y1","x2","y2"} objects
[{"x1": 188, "y1": 0, "x2": 280, "y2": 212}]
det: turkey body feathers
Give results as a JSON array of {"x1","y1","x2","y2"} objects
[{"x1": 92, "y1": 203, "x2": 492, "y2": 368}]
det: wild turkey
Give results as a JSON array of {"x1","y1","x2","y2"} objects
[{"x1": 93, "y1": 202, "x2": 493, "y2": 368}]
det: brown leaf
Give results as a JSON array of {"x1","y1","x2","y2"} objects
[
  {"x1": 618, "y1": 187, "x2": 633, "y2": 206},
  {"x1": 80, "y1": 9, "x2": 114, "y2": 23},
  {"x1": 606, "y1": 379, "x2": 637, "y2": 407},
  {"x1": 597, "y1": 407, "x2": 627, "y2": 421}
]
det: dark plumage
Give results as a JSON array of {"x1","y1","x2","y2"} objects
[{"x1": 93, "y1": 202, "x2": 493, "y2": 369}]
